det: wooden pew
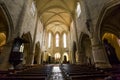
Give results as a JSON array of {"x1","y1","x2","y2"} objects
[
  {"x1": 70, "y1": 74, "x2": 107, "y2": 80},
  {"x1": 3, "y1": 64, "x2": 53, "y2": 80},
  {"x1": 0, "y1": 71, "x2": 9, "y2": 77},
  {"x1": 0, "y1": 76, "x2": 46, "y2": 80},
  {"x1": 60, "y1": 64, "x2": 108, "y2": 80}
]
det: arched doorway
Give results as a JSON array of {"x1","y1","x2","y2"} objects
[
  {"x1": 62, "y1": 52, "x2": 69, "y2": 63},
  {"x1": 80, "y1": 34, "x2": 93, "y2": 65}
]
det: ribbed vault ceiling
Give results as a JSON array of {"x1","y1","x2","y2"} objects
[{"x1": 36, "y1": 0, "x2": 77, "y2": 34}]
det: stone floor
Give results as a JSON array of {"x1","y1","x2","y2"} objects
[{"x1": 49, "y1": 65, "x2": 65, "y2": 80}]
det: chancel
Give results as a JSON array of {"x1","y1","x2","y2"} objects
[{"x1": 0, "y1": 0, "x2": 120, "y2": 80}]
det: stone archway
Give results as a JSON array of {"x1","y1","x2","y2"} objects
[{"x1": 80, "y1": 33, "x2": 93, "y2": 65}]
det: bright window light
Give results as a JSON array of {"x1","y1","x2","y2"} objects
[
  {"x1": 48, "y1": 32, "x2": 51, "y2": 48},
  {"x1": 63, "y1": 33, "x2": 67, "y2": 48},
  {"x1": 56, "y1": 33, "x2": 59, "y2": 47}
]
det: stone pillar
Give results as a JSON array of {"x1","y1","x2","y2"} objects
[
  {"x1": 69, "y1": 51, "x2": 73, "y2": 64},
  {"x1": 91, "y1": 37, "x2": 111, "y2": 68},
  {"x1": 24, "y1": 1, "x2": 38, "y2": 65},
  {"x1": 71, "y1": 16, "x2": 79, "y2": 64},
  {"x1": 75, "y1": 51, "x2": 78, "y2": 64},
  {"x1": 0, "y1": 43, "x2": 12, "y2": 70}
]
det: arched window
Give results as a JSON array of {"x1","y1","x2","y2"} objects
[
  {"x1": 55, "y1": 53, "x2": 60, "y2": 60},
  {"x1": 48, "y1": 32, "x2": 52, "y2": 48},
  {"x1": 63, "y1": 33, "x2": 67, "y2": 48},
  {"x1": 76, "y1": 2, "x2": 81, "y2": 17},
  {"x1": 56, "y1": 33, "x2": 59, "y2": 47}
]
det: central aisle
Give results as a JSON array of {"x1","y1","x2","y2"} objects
[{"x1": 49, "y1": 64, "x2": 65, "y2": 80}]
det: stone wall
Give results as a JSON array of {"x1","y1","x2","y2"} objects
[
  {"x1": 2, "y1": 0, "x2": 24, "y2": 30},
  {"x1": 77, "y1": 0, "x2": 110, "y2": 39},
  {"x1": 1, "y1": 0, "x2": 37, "y2": 40},
  {"x1": 20, "y1": 0, "x2": 37, "y2": 40},
  {"x1": 35, "y1": 18, "x2": 44, "y2": 49},
  {"x1": 84, "y1": 0, "x2": 109, "y2": 29}
]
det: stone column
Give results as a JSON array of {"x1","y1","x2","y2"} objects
[
  {"x1": 72, "y1": 15, "x2": 79, "y2": 64},
  {"x1": 69, "y1": 51, "x2": 74, "y2": 64},
  {"x1": 0, "y1": 43, "x2": 12, "y2": 70},
  {"x1": 29, "y1": 17, "x2": 38, "y2": 65},
  {"x1": 91, "y1": 37, "x2": 111, "y2": 68}
]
